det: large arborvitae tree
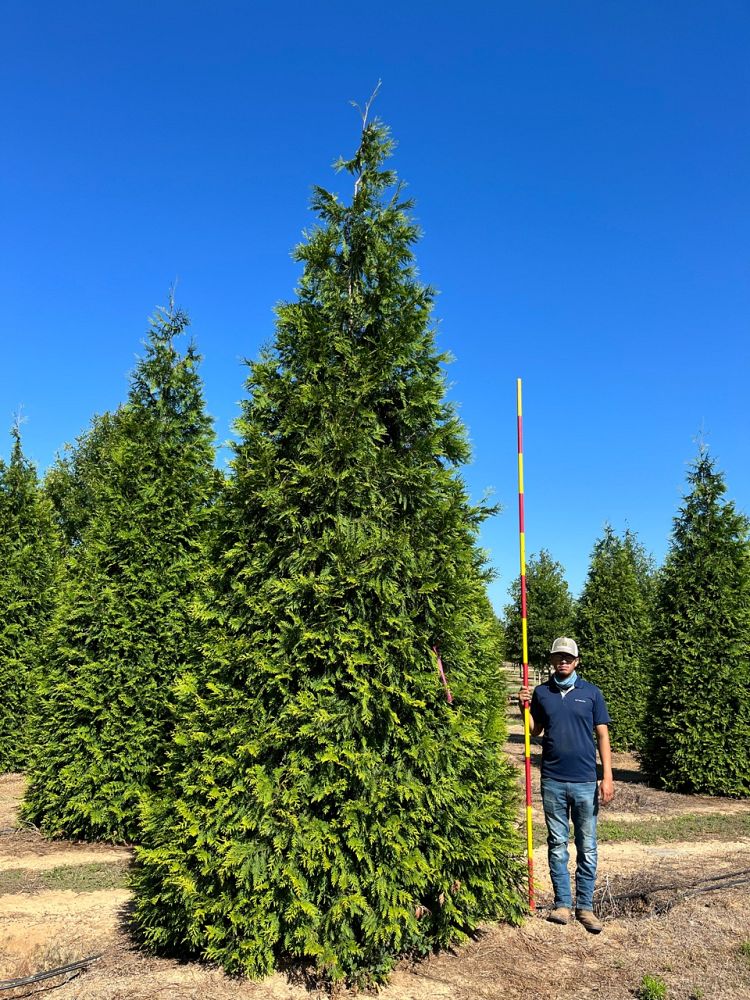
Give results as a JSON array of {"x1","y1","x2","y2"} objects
[
  {"x1": 132, "y1": 117, "x2": 525, "y2": 985},
  {"x1": 0, "y1": 426, "x2": 61, "y2": 771},
  {"x1": 575, "y1": 526, "x2": 653, "y2": 751},
  {"x1": 23, "y1": 302, "x2": 217, "y2": 839},
  {"x1": 503, "y1": 549, "x2": 575, "y2": 676},
  {"x1": 643, "y1": 451, "x2": 750, "y2": 796}
]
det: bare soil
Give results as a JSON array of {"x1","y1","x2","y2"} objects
[{"x1": 1, "y1": 724, "x2": 749, "y2": 1000}]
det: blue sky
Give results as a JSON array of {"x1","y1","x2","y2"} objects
[{"x1": 2, "y1": 1, "x2": 748, "y2": 612}]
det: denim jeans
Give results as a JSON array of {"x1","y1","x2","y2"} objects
[{"x1": 540, "y1": 778, "x2": 599, "y2": 910}]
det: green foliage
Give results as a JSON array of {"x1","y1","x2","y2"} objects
[
  {"x1": 503, "y1": 549, "x2": 575, "y2": 674},
  {"x1": 132, "y1": 118, "x2": 526, "y2": 985},
  {"x1": 642, "y1": 452, "x2": 750, "y2": 796},
  {"x1": 0, "y1": 426, "x2": 61, "y2": 771},
  {"x1": 22, "y1": 301, "x2": 217, "y2": 840},
  {"x1": 43, "y1": 411, "x2": 119, "y2": 549},
  {"x1": 638, "y1": 973, "x2": 668, "y2": 1000},
  {"x1": 490, "y1": 611, "x2": 506, "y2": 664},
  {"x1": 575, "y1": 526, "x2": 654, "y2": 750}
]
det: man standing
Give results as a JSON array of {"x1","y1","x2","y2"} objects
[{"x1": 518, "y1": 636, "x2": 614, "y2": 932}]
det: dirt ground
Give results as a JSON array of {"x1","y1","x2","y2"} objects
[{"x1": 1, "y1": 725, "x2": 749, "y2": 1000}]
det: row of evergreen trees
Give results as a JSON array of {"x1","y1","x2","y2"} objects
[
  {"x1": 503, "y1": 464, "x2": 750, "y2": 798},
  {"x1": 1, "y1": 114, "x2": 748, "y2": 984}
]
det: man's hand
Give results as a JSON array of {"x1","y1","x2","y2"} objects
[
  {"x1": 598, "y1": 777, "x2": 615, "y2": 806},
  {"x1": 518, "y1": 686, "x2": 532, "y2": 710}
]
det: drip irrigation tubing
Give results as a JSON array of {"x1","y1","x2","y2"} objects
[
  {"x1": 596, "y1": 867, "x2": 750, "y2": 916},
  {"x1": 605, "y1": 866, "x2": 750, "y2": 903},
  {"x1": 0, "y1": 955, "x2": 102, "y2": 992}
]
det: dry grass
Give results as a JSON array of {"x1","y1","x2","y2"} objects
[
  {"x1": 396, "y1": 887, "x2": 750, "y2": 1000},
  {"x1": 0, "y1": 939, "x2": 100, "y2": 999},
  {"x1": 594, "y1": 863, "x2": 750, "y2": 918}
]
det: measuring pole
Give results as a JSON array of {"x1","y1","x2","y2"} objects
[{"x1": 516, "y1": 378, "x2": 535, "y2": 910}]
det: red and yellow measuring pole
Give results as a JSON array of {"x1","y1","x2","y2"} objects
[{"x1": 516, "y1": 378, "x2": 535, "y2": 909}]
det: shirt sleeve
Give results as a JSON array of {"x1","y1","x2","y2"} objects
[{"x1": 592, "y1": 687, "x2": 612, "y2": 727}]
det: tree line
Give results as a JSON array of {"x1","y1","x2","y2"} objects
[{"x1": 0, "y1": 115, "x2": 748, "y2": 985}]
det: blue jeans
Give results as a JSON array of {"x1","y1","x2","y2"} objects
[{"x1": 540, "y1": 778, "x2": 599, "y2": 910}]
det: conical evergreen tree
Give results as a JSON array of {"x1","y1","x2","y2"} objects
[
  {"x1": 23, "y1": 301, "x2": 217, "y2": 839},
  {"x1": 575, "y1": 526, "x2": 653, "y2": 751},
  {"x1": 132, "y1": 116, "x2": 525, "y2": 985},
  {"x1": 0, "y1": 425, "x2": 61, "y2": 771},
  {"x1": 643, "y1": 451, "x2": 750, "y2": 796},
  {"x1": 503, "y1": 549, "x2": 575, "y2": 676}
]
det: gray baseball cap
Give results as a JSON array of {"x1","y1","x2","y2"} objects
[{"x1": 550, "y1": 637, "x2": 579, "y2": 657}]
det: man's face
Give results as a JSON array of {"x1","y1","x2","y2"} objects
[{"x1": 550, "y1": 652, "x2": 579, "y2": 677}]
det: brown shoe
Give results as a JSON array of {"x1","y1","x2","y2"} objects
[
  {"x1": 576, "y1": 909, "x2": 603, "y2": 933},
  {"x1": 547, "y1": 906, "x2": 571, "y2": 925}
]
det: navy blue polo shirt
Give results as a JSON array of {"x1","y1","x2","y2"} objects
[{"x1": 530, "y1": 677, "x2": 611, "y2": 782}]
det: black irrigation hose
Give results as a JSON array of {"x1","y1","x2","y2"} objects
[
  {"x1": 687, "y1": 877, "x2": 750, "y2": 895},
  {"x1": 595, "y1": 868, "x2": 750, "y2": 918},
  {"x1": 601, "y1": 867, "x2": 750, "y2": 904},
  {"x1": 647, "y1": 878, "x2": 750, "y2": 916},
  {"x1": 0, "y1": 955, "x2": 102, "y2": 992}
]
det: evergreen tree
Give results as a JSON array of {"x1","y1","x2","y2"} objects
[
  {"x1": 503, "y1": 549, "x2": 575, "y2": 676},
  {"x1": 132, "y1": 116, "x2": 525, "y2": 985},
  {"x1": 575, "y1": 526, "x2": 653, "y2": 750},
  {"x1": 23, "y1": 301, "x2": 217, "y2": 839},
  {"x1": 643, "y1": 451, "x2": 750, "y2": 796},
  {"x1": 0, "y1": 426, "x2": 61, "y2": 771}
]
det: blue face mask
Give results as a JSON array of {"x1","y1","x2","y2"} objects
[{"x1": 553, "y1": 670, "x2": 578, "y2": 689}]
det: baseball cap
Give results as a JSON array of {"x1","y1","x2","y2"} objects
[{"x1": 550, "y1": 637, "x2": 579, "y2": 657}]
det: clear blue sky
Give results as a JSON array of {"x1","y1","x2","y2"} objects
[{"x1": 2, "y1": 2, "x2": 748, "y2": 612}]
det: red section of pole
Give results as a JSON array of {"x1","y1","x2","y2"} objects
[{"x1": 517, "y1": 378, "x2": 535, "y2": 910}]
